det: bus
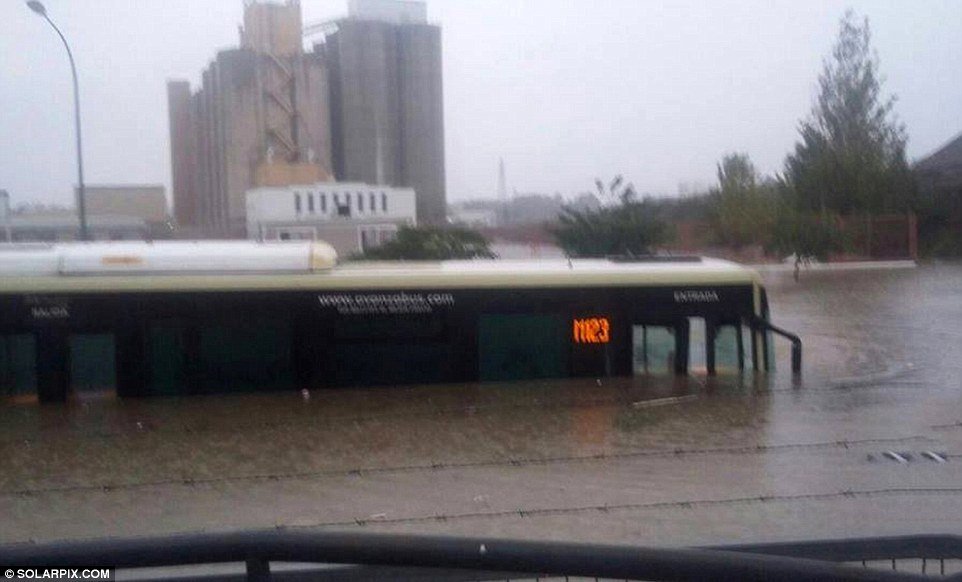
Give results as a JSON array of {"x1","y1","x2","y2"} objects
[{"x1": 0, "y1": 242, "x2": 799, "y2": 402}]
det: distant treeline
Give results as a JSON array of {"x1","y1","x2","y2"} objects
[{"x1": 551, "y1": 11, "x2": 961, "y2": 262}]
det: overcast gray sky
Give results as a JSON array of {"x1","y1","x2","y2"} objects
[{"x1": 1, "y1": 0, "x2": 961, "y2": 207}]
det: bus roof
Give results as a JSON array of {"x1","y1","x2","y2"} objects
[{"x1": 0, "y1": 257, "x2": 761, "y2": 294}]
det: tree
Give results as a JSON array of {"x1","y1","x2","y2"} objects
[
  {"x1": 710, "y1": 153, "x2": 777, "y2": 248},
  {"x1": 550, "y1": 176, "x2": 670, "y2": 257},
  {"x1": 353, "y1": 225, "x2": 497, "y2": 260},
  {"x1": 717, "y1": 153, "x2": 757, "y2": 195},
  {"x1": 768, "y1": 200, "x2": 845, "y2": 280},
  {"x1": 784, "y1": 11, "x2": 913, "y2": 215}
]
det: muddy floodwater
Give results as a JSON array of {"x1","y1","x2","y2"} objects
[{"x1": 2, "y1": 263, "x2": 962, "y2": 546}]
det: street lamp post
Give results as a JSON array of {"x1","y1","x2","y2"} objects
[{"x1": 27, "y1": 0, "x2": 89, "y2": 241}]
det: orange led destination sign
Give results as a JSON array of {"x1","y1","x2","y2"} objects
[{"x1": 573, "y1": 317, "x2": 610, "y2": 344}]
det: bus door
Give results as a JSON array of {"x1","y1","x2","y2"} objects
[
  {"x1": 633, "y1": 318, "x2": 748, "y2": 376},
  {"x1": 688, "y1": 316, "x2": 745, "y2": 374},
  {"x1": 688, "y1": 317, "x2": 707, "y2": 373},
  {"x1": 708, "y1": 318, "x2": 749, "y2": 374},
  {"x1": 695, "y1": 317, "x2": 750, "y2": 376},
  {"x1": 712, "y1": 320, "x2": 752, "y2": 374}
]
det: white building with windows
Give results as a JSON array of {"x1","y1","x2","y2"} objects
[{"x1": 245, "y1": 182, "x2": 417, "y2": 256}]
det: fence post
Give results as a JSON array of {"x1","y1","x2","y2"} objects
[
  {"x1": 246, "y1": 557, "x2": 271, "y2": 582},
  {"x1": 865, "y1": 213, "x2": 873, "y2": 259},
  {"x1": 908, "y1": 212, "x2": 918, "y2": 261}
]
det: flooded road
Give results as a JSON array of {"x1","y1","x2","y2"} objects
[{"x1": 2, "y1": 263, "x2": 962, "y2": 546}]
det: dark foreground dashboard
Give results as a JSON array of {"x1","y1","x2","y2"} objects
[{"x1": 1, "y1": 530, "x2": 957, "y2": 581}]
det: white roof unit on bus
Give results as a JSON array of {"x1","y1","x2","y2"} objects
[
  {"x1": 0, "y1": 250, "x2": 761, "y2": 295},
  {"x1": 0, "y1": 241, "x2": 338, "y2": 276}
]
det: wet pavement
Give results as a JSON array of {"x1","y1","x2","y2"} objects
[{"x1": 2, "y1": 263, "x2": 962, "y2": 546}]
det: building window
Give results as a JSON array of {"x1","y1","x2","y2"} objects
[
  {"x1": 320, "y1": 193, "x2": 327, "y2": 213},
  {"x1": 275, "y1": 226, "x2": 316, "y2": 241},
  {"x1": 307, "y1": 193, "x2": 315, "y2": 213},
  {"x1": 294, "y1": 193, "x2": 301, "y2": 214},
  {"x1": 358, "y1": 224, "x2": 399, "y2": 252},
  {"x1": 332, "y1": 193, "x2": 338, "y2": 206},
  {"x1": 369, "y1": 192, "x2": 376, "y2": 213},
  {"x1": 381, "y1": 192, "x2": 388, "y2": 213},
  {"x1": 334, "y1": 192, "x2": 351, "y2": 218},
  {"x1": 357, "y1": 192, "x2": 363, "y2": 212}
]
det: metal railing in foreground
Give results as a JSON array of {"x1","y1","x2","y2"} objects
[
  {"x1": 3, "y1": 531, "x2": 955, "y2": 582},
  {"x1": 717, "y1": 535, "x2": 962, "y2": 578}
]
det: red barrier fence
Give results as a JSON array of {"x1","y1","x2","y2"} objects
[
  {"x1": 667, "y1": 213, "x2": 918, "y2": 262},
  {"x1": 481, "y1": 213, "x2": 918, "y2": 262},
  {"x1": 836, "y1": 213, "x2": 918, "y2": 261}
]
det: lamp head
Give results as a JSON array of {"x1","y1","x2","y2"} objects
[{"x1": 26, "y1": 1, "x2": 47, "y2": 17}]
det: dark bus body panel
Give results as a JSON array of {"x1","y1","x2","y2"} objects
[{"x1": 0, "y1": 284, "x2": 759, "y2": 402}]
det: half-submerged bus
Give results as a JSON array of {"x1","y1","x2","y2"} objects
[{"x1": 0, "y1": 242, "x2": 799, "y2": 402}]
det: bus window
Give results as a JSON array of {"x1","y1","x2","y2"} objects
[
  {"x1": 197, "y1": 320, "x2": 293, "y2": 393},
  {"x1": 333, "y1": 343, "x2": 453, "y2": 387},
  {"x1": 632, "y1": 325, "x2": 675, "y2": 374},
  {"x1": 1, "y1": 334, "x2": 37, "y2": 401},
  {"x1": 714, "y1": 323, "x2": 743, "y2": 372},
  {"x1": 479, "y1": 314, "x2": 566, "y2": 382},
  {"x1": 69, "y1": 333, "x2": 116, "y2": 396},
  {"x1": 688, "y1": 317, "x2": 707, "y2": 374},
  {"x1": 148, "y1": 322, "x2": 187, "y2": 396},
  {"x1": 328, "y1": 313, "x2": 453, "y2": 387},
  {"x1": 762, "y1": 289, "x2": 775, "y2": 372},
  {"x1": 742, "y1": 325, "x2": 754, "y2": 370},
  {"x1": 766, "y1": 331, "x2": 776, "y2": 372}
]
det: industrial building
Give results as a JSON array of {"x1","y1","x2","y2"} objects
[
  {"x1": 168, "y1": 0, "x2": 334, "y2": 237},
  {"x1": 245, "y1": 181, "x2": 416, "y2": 256},
  {"x1": 325, "y1": 0, "x2": 446, "y2": 225},
  {"x1": 79, "y1": 185, "x2": 168, "y2": 224},
  {"x1": 915, "y1": 132, "x2": 962, "y2": 195},
  {"x1": 0, "y1": 185, "x2": 169, "y2": 242},
  {"x1": 168, "y1": 0, "x2": 446, "y2": 238}
]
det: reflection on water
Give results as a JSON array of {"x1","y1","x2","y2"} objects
[{"x1": 2, "y1": 264, "x2": 962, "y2": 545}]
